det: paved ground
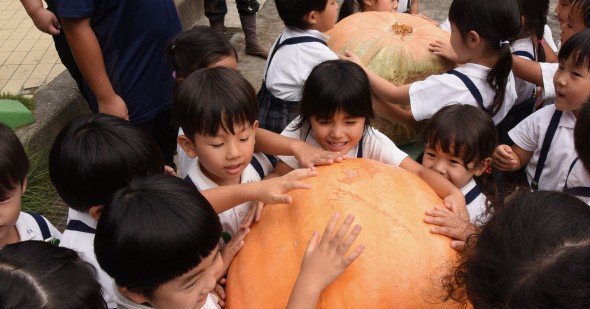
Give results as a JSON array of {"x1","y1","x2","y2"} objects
[{"x1": 1, "y1": 0, "x2": 561, "y2": 96}]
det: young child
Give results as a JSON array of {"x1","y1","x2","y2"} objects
[
  {"x1": 50, "y1": 113, "x2": 166, "y2": 308},
  {"x1": 421, "y1": 105, "x2": 497, "y2": 226},
  {"x1": 271, "y1": 60, "x2": 466, "y2": 213},
  {"x1": 258, "y1": 0, "x2": 340, "y2": 133},
  {"x1": 397, "y1": 0, "x2": 417, "y2": 14},
  {"x1": 445, "y1": 191, "x2": 590, "y2": 308},
  {"x1": 168, "y1": 27, "x2": 343, "y2": 179},
  {"x1": 0, "y1": 123, "x2": 61, "y2": 249},
  {"x1": 493, "y1": 29, "x2": 590, "y2": 191},
  {"x1": 0, "y1": 241, "x2": 106, "y2": 309},
  {"x1": 338, "y1": 0, "x2": 397, "y2": 21},
  {"x1": 564, "y1": 97, "x2": 590, "y2": 204},
  {"x1": 94, "y1": 174, "x2": 363, "y2": 309},
  {"x1": 348, "y1": 0, "x2": 521, "y2": 126}
]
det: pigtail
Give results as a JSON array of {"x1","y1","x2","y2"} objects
[
  {"x1": 487, "y1": 44, "x2": 512, "y2": 116},
  {"x1": 535, "y1": 18, "x2": 547, "y2": 62},
  {"x1": 338, "y1": 0, "x2": 359, "y2": 22}
]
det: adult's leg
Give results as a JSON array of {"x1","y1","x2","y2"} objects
[
  {"x1": 205, "y1": 0, "x2": 228, "y2": 34},
  {"x1": 237, "y1": 0, "x2": 268, "y2": 58}
]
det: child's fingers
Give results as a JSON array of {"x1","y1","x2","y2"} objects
[
  {"x1": 304, "y1": 230, "x2": 320, "y2": 253},
  {"x1": 337, "y1": 224, "x2": 362, "y2": 256},
  {"x1": 319, "y1": 212, "x2": 341, "y2": 248},
  {"x1": 450, "y1": 240, "x2": 466, "y2": 251},
  {"x1": 330, "y1": 215, "x2": 355, "y2": 249},
  {"x1": 255, "y1": 202, "x2": 264, "y2": 222},
  {"x1": 343, "y1": 244, "x2": 365, "y2": 266}
]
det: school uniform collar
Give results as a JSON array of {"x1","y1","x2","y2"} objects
[
  {"x1": 454, "y1": 63, "x2": 491, "y2": 80},
  {"x1": 558, "y1": 108, "x2": 576, "y2": 129},
  {"x1": 460, "y1": 179, "x2": 479, "y2": 198},
  {"x1": 67, "y1": 208, "x2": 98, "y2": 229},
  {"x1": 15, "y1": 212, "x2": 37, "y2": 241},
  {"x1": 187, "y1": 158, "x2": 254, "y2": 191},
  {"x1": 282, "y1": 27, "x2": 330, "y2": 42}
]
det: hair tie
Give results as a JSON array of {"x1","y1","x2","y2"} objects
[
  {"x1": 540, "y1": 38, "x2": 546, "y2": 47},
  {"x1": 499, "y1": 40, "x2": 509, "y2": 47},
  {"x1": 172, "y1": 70, "x2": 177, "y2": 79},
  {"x1": 171, "y1": 43, "x2": 175, "y2": 51}
]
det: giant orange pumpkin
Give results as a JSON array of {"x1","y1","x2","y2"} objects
[
  {"x1": 226, "y1": 159, "x2": 461, "y2": 308},
  {"x1": 327, "y1": 12, "x2": 455, "y2": 145}
]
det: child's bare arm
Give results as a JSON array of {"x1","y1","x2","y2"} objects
[
  {"x1": 400, "y1": 157, "x2": 468, "y2": 220},
  {"x1": 493, "y1": 144, "x2": 532, "y2": 171},
  {"x1": 373, "y1": 95, "x2": 417, "y2": 126},
  {"x1": 201, "y1": 168, "x2": 317, "y2": 214},
  {"x1": 20, "y1": 0, "x2": 60, "y2": 35},
  {"x1": 424, "y1": 205, "x2": 476, "y2": 251},
  {"x1": 429, "y1": 39, "x2": 459, "y2": 64},
  {"x1": 61, "y1": 18, "x2": 128, "y2": 120},
  {"x1": 254, "y1": 129, "x2": 344, "y2": 167},
  {"x1": 265, "y1": 160, "x2": 297, "y2": 179},
  {"x1": 340, "y1": 51, "x2": 411, "y2": 105},
  {"x1": 512, "y1": 55, "x2": 544, "y2": 86},
  {"x1": 286, "y1": 213, "x2": 364, "y2": 309}
]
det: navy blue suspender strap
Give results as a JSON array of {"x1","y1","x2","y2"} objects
[
  {"x1": 66, "y1": 220, "x2": 96, "y2": 234},
  {"x1": 531, "y1": 109, "x2": 563, "y2": 190},
  {"x1": 26, "y1": 211, "x2": 51, "y2": 240},
  {"x1": 446, "y1": 70, "x2": 489, "y2": 114},
  {"x1": 564, "y1": 157, "x2": 590, "y2": 197},
  {"x1": 184, "y1": 175, "x2": 197, "y2": 188},
  {"x1": 356, "y1": 137, "x2": 364, "y2": 158},
  {"x1": 464, "y1": 184, "x2": 482, "y2": 205},
  {"x1": 264, "y1": 35, "x2": 328, "y2": 81},
  {"x1": 249, "y1": 156, "x2": 266, "y2": 179}
]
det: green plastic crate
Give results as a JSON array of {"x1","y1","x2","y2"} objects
[{"x1": 0, "y1": 99, "x2": 33, "y2": 129}]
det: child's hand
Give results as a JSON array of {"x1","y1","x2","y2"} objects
[
  {"x1": 220, "y1": 228, "x2": 250, "y2": 277},
  {"x1": 424, "y1": 205, "x2": 476, "y2": 249},
  {"x1": 443, "y1": 194, "x2": 469, "y2": 221},
  {"x1": 297, "y1": 213, "x2": 364, "y2": 292},
  {"x1": 164, "y1": 165, "x2": 176, "y2": 176},
  {"x1": 492, "y1": 144, "x2": 519, "y2": 171},
  {"x1": 97, "y1": 94, "x2": 129, "y2": 121},
  {"x1": 294, "y1": 141, "x2": 344, "y2": 168},
  {"x1": 254, "y1": 168, "x2": 318, "y2": 205},
  {"x1": 241, "y1": 201, "x2": 264, "y2": 229},
  {"x1": 211, "y1": 279, "x2": 226, "y2": 307},
  {"x1": 339, "y1": 50, "x2": 362, "y2": 66},
  {"x1": 429, "y1": 39, "x2": 459, "y2": 63},
  {"x1": 28, "y1": 7, "x2": 61, "y2": 35}
]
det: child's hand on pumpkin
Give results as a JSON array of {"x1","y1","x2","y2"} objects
[
  {"x1": 429, "y1": 39, "x2": 459, "y2": 64},
  {"x1": 294, "y1": 141, "x2": 344, "y2": 168},
  {"x1": 424, "y1": 205, "x2": 476, "y2": 248},
  {"x1": 241, "y1": 201, "x2": 264, "y2": 229},
  {"x1": 339, "y1": 50, "x2": 362, "y2": 67},
  {"x1": 211, "y1": 279, "x2": 226, "y2": 307},
  {"x1": 297, "y1": 213, "x2": 364, "y2": 292},
  {"x1": 492, "y1": 144, "x2": 520, "y2": 171},
  {"x1": 254, "y1": 168, "x2": 318, "y2": 205},
  {"x1": 443, "y1": 194, "x2": 469, "y2": 221},
  {"x1": 220, "y1": 228, "x2": 250, "y2": 277}
]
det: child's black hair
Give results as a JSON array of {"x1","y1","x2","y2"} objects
[
  {"x1": 294, "y1": 59, "x2": 373, "y2": 138},
  {"x1": 167, "y1": 26, "x2": 238, "y2": 80},
  {"x1": 275, "y1": 0, "x2": 330, "y2": 29},
  {"x1": 445, "y1": 191, "x2": 590, "y2": 308},
  {"x1": 448, "y1": 0, "x2": 521, "y2": 116},
  {"x1": 0, "y1": 241, "x2": 106, "y2": 309},
  {"x1": 422, "y1": 104, "x2": 497, "y2": 169},
  {"x1": 516, "y1": 0, "x2": 549, "y2": 62},
  {"x1": 572, "y1": 0, "x2": 590, "y2": 28},
  {"x1": 49, "y1": 114, "x2": 164, "y2": 212},
  {"x1": 575, "y1": 97, "x2": 590, "y2": 171},
  {"x1": 338, "y1": 0, "x2": 362, "y2": 21},
  {"x1": 94, "y1": 174, "x2": 222, "y2": 297},
  {"x1": 172, "y1": 67, "x2": 258, "y2": 140},
  {"x1": 0, "y1": 123, "x2": 28, "y2": 195},
  {"x1": 558, "y1": 28, "x2": 590, "y2": 70}
]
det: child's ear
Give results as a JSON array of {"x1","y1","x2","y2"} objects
[
  {"x1": 252, "y1": 120, "x2": 259, "y2": 131},
  {"x1": 119, "y1": 286, "x2": 150, "y2": 305},
  {"x1": 178, "y1": 135, "x2": 198, "y2": 158},
  {"x1": 363, "y1": 0, "x2": 374, "y2": 8},
  {"x1": 21, "y1": 178, "x2": 27, "y2": 194},
  {"x1": 304, "y1": 11, "x2": 318, "y2": 28},
  {"x1": 466, "y1": 30, "x2": 481, "y2": 49},
  {"x1": 474, "y1": 157, "x2": 492, "y2": 177},
  {"x1": 88, "y1": 205, "x2": 104, "y2": 221}
]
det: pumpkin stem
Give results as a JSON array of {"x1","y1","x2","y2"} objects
[{"x1": 392, "y1": 22, "x2": 413, "y2": 38}]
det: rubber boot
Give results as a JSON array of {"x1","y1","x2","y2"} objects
[
  {"x1": 209, "y1": 17, "x2": 225, "y2": 36},
  {"x1": 239, "y1": 14, "x2": 268, "y2": 59}
]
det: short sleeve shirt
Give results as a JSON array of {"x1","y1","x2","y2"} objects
[
  {"x1": 409, "y1": 63, "x2": 517, "y2": 124},
  {"x1": 508, "y1": 104, "x2": 577, "y2": 191}
]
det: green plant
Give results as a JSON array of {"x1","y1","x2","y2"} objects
[{"x1": 0, "y1": 92, "x2": 35, "y2": 112}]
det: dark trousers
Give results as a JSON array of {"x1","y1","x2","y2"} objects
[
  {"x1": 204, "y1": 0, "x2": 260, "y2": 21},
  {"x1": 137, "y1": 109, "x2": 178, "y2": 169}
]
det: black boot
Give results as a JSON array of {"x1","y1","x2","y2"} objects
[{"x1": 239, "y1": 14, "x2": 268, "y2": 59}]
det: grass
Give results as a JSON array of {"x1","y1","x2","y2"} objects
[
  {"x1": 20, "y1": 148, "x2": 67, "y2": 231},
  {"x1": 0, "y1": 92, "x2": 35, "y2": 112}
]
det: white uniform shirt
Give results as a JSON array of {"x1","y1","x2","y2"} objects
[
  {"x1": 397, "y1": 0, "x2": 411, "y2": 13},
  {"x1": 278, "y1": 117, "x2": 408, "y2": 168},
  {"x1": 264, "y1": 27, "x2": 339, "y2": 101},
  {"x1": 540, "y1": 62, "x2": 558, "y2": 100},
  {"x1": 510, "y1": 37, "x2": 537, "y2": 105},
  {"x1": 508, "y1": 104, "x2": 577, "y2": 191},
  {"x1": 15, "y1": 211, "x2": 61, "y2": 241},
  {"x1": 564, "y1": 157, "x2": 590, "y2": 205},
  {"x1": 461, "y1": 179, "x2": 488, "y2": 226},
  {"x1": 60, "y1": 208, "x2": 116, "y2": 309},
  {"x1": 185, "y1": 153, "x2": 273, "y2": 236},
  {"x1": 409, "y1": 63, "x2": 517, "y2": 124},
  {"x1": 114, "y1": 283, "x2": 221, "y2": 309}
]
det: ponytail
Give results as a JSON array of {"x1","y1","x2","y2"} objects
[
  {"x1": 338, "y1": 0, "x2": 360, "y2": 22},
  {"x1": 487, "y1": 43, "x2": 512, "y2": 116}
]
